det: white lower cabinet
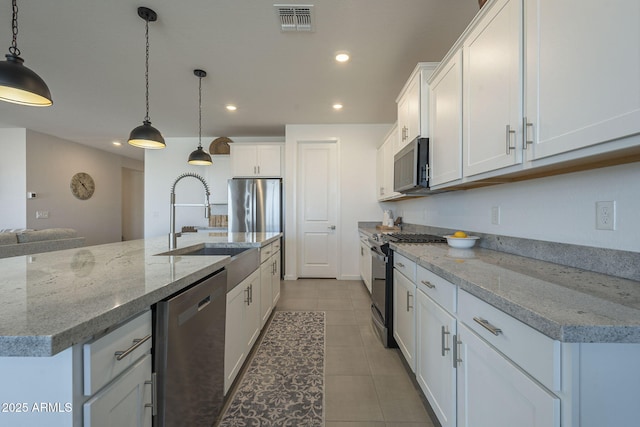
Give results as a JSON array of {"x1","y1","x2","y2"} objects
[
  {"x1": 393, "y1": 267, "x2": 416, "y2": 372},
  {"x1": 260, "y1": 240, "x2": 281, "y2": 327},
  {"x1": 416, "y1": 290, "x2": 456, "y2": 427},
  {"x1": 455, "y1": 322, "x2": 560, "y2": 427},
  {"x1": 83, "y1": 354, "x2": 152, "y2": 427},
  {"x1": 359, "y1": 234, "x2": 372, "y2": 293},
  {"x1": 224, "y1": 269, "x2": 261, "y2": 394}
]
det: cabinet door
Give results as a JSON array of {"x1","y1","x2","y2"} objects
[
  {"x1": 383, "y1": 135, "x2": 398, "y2": 199},
  {"x1": 456, "y1": 323, "x2": 560, "y2": 427},
  {"x1": 525, "y1": 0, "x2": 640, "y2": 160},
  {"x1": 224, "y1": 282, "x2": 247, "y2": 394},
  {"x1": 256, "y1": 145, "x2": 282, "y2": 177},
  {"x1": 398, "y1": 93, "x2": 410, "y2": 149},
  {"x1": 84, "y1": 354, "x2": 152, "y2": 427},
  {"x1": 416, "y1": 291, "x2": 457, "y2": 427},
  {"x1": 393, "y1": 270, "x2": 416, "y2": 371},
  {"x1": 231, "y1": 145, "x2": 258, "y2": 177},
  {"x1": 430, "y1": 49, "x2": 463, "y2": 187},
  {"x1": 271, "y1": 252, "x2": 281, "y2": 306},
  {"x1": 376, "y1": 144, "x2": 386, "y2": 200},
  {"x1": 359, "y1": 240, "x2": 372, "y2": 293},
  {"x1": 463, "y1": 0, "x2": 523, "y2": 177},
  {"x1": 406, "y1": 75, "x2": 422, "y2": 144},
  {"x1": 244, "y1": 270, "x2": 261, "y2": 350},
  {"x1": 260, "y1": 261, "x2": 273, "y2": 327}
]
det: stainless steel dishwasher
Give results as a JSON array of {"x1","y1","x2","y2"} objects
[{"x1": 154, "y1": 268, "x2": 226, "y2": 427}]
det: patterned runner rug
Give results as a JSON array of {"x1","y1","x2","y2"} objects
[{"x1": 218, "y1": 311, "x2": 325, "y2": 427}]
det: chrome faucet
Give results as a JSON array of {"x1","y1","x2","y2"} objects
[{"x1": 169, "y1": 173, "x2": 211, "y2": 250}]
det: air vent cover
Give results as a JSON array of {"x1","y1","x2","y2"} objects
[{"x1": 274, "y1": 4, "x2": 315, "y2": 32}]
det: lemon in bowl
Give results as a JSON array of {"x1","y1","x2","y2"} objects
[{"x1": 444, "y1": 231, "x2": 479, "y2": 249}]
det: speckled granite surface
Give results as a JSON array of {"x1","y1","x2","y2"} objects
[
  {"x1": 0, "y1": 232, "x2": 281, "y2": 357},
  {"x1": 359, "y1": 224, "x2": 640, "y2": 343}
]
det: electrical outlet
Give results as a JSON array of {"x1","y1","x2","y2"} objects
[
  {"x1": 491, "y1": 206, "x2": 501, "y2": 225},
  {"x1": 595, "y1": 201, "x2": 615, "y2": 230},
  {"x1": 35, "y1": 210, "x2": 49, "y2": 219}
]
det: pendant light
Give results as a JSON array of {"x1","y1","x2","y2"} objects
[
  {"x1": 188, "y1": 69, "x2": 212, "y2": 165},
  {"x1": 0, "y1": 0, "x2": 52, "y2": 106},
  {"x1": 128, "y1": 7, "x2": 165, "y2": 149}
]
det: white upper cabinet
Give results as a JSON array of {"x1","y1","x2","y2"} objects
[
  {"x1": 429, "y1": 49, "x2": 463, "y2": 187},
  {"x1": 396, "y1": 63, "x2": 438, "y2": 154},
  {"x1": 231, "y1": 144, "x2": 282, "y2": 177},
  {"x1": 524, "y1": 0, "x2": 640, "y2": 160},
  {"x1": 377, "y1": 124, "x2": 400, "y2": 201},
  {"x1": 463, "y1": 0, "x2": 523, "y2": 177}
]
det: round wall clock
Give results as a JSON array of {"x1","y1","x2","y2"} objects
[{"x1": 70, "y1": 172, "x2": 95, "y2": 200}]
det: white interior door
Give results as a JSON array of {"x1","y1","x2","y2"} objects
[{"x1": 297, "y1": 141, "x2": 338, "y2": 278}]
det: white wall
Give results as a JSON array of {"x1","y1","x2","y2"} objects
[
  {"x1": 285, "y1": 124, "x2": 392, "y2": 280},
  {"x1": 0, "y1": 129, "x2": 27, "y2": 229},
  {"x1": 25, "y1": 131, "x2": 142, "y2": 246},
  {"x1": 144, "y1": 137, "x2": 282, "y2": 239},
  {"x1": 385, "y1": 162, "x2": 640, "y2": 252}
]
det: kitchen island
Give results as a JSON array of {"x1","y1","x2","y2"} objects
[{"x1": 0, "y1": 231, "x2": 281, "y2": 427}]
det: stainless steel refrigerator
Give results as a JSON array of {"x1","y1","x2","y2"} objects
[{"x1": 228, "y1": 178, "x2": 282, "y2": 232}]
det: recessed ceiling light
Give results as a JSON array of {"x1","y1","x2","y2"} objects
[
  {"x1": 333, "y1": 103, "x2": 343, "y2": 110},
  {"x1": 335, "y1": 52, "x2": 350, "y2": 63},
  {"x1": 226, "y1": 105, "x2": 237, "y2": 111},
  {"x1": 112, "y1": 141, "x2": 122, "y2": 146}
]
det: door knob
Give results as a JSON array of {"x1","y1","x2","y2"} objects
[{"x1": 328, "y1": 225, "x2": 336, "y2": 230}]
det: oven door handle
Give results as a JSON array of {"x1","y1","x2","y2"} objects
[{"x1": 370, "y1": 246, "x2": 387, "y2": 262}]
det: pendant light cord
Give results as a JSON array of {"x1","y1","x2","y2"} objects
[
  {"x1": 9, "y1": 0, "x2": 20, "y2": 57},
  {"x1": 144, "y1": 16, "x2": 150, "y2": 123},
  {"x1": 198, "y1": 74, "x2": 202, "y2": 149}
]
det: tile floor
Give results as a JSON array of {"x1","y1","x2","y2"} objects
[{"x1": 275, "y1": 278, "x2": 436, "y2": 427}]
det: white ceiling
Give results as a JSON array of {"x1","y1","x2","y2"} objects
[{"x1": 0, "y1": 0, "x2": 479, "y2": 161}]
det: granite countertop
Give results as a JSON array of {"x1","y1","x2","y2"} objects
[
  {"x1": 359, "y1": 226, "x2": 640, "y2": 343},
  {"x1": 0, "y1": 232, "x2": 281, "y2": 357}
]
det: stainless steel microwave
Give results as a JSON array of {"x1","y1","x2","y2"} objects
[{"x1": 394, "y1": 137, "x2": 429, "y2": 194}]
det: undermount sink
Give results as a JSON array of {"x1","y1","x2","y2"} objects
[
  {"x1": 156, "y1": 245, "x2": 260, "y2": 292},
  {"x1": 177, "y1": 246, "x2": 252, "y2": 257}
]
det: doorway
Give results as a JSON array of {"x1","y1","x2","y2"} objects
[{"x1": 121, "y1": 167, "x2": 144, "y2": 240}]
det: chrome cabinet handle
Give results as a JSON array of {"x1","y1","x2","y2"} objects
[
  {"x1": 244, "y1": 286, "x2": 251, "y2": 305},
  {"x1": 397, "y1": 262, "x2": 405, "y2": 268},
  {"x1": 473, "y1": 317, "x2": 502, "y2": 336},
  {"x1": 257, "y1": 165, "x2": 260, "y2": 174},
  {"x1": 453, "y1": 335, "x2": 462, "y2": 368},
  {"x1": 421, "y1": 280, "x2": 435, "y2": 289},
  {"x1": 114, "y1": 334, "x2": 152, "y2": 361},
  {"x1": 145, "y1": 372, "x2": 157, "y2": 416},
  {"x1": 441, "y1": 325, "x2": 451, "y2": 356},
  {"x1": 523, "y1": 117, "x2": 534, "y2": 150},
  {"x1": 249, "y1": 284, "x2": 253, "y2": 304},
  {"x1": 406, "y1": 290, "x2": 413, "y2": 311},
  {"x1": 506, "y1": 124, "x2": 516, "y2": 154}
]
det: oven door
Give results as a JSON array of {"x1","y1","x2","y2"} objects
[{"x1": 370, "y1": 245, "x2": 387, "y2": 321}]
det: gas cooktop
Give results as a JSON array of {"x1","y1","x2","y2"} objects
[
  {"x1": 370, "y1": 232, "x2": 447, "y2": 245},
  {"x1": 387, "y1": 233, "x2": 447, "y2": 243}
]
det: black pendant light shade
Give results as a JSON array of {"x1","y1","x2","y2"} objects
[
  {"x1": 0, "y1": 1, "x2": 52, "y2": 106},
  {"x1": 188, "y1": 69, "x2": 212, "y2": 165},
  {"x1": 188, "y1": 145, "x2": 213, "y2": 165},
  {"x1": 128, "y1": 120, "x2": 165, "y2": 149},
  {"x1": 128, "y1": 7, "x2": 165, "y2": 149}
]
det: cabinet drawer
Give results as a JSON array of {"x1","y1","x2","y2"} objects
[
  {"x1": 271, "y1": 238, "x2": 281, "y2": 253},
  {"x1": 458, "y1": 290, "x2": 560, "y2": 391},
  {"x1": 260, "y1": 243, "x2": 273, "y2": 263},
  {"x1": 417, "y1": 265, "x2": 457, "y2": 314},
  {"x1": 394, "y1": 252, "x2": 416, "y2": 282},
  {"x1": 84, "y1": 310, "x2": 152, "y2": 395}
]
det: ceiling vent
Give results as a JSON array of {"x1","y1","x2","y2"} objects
[{"x1": 274, "y1": 4, "x2": 315, "y2": 32}]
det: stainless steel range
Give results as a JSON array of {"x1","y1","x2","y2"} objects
[{"x1": 369, "y1": 232, "x2": 446, "y2": 348}]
